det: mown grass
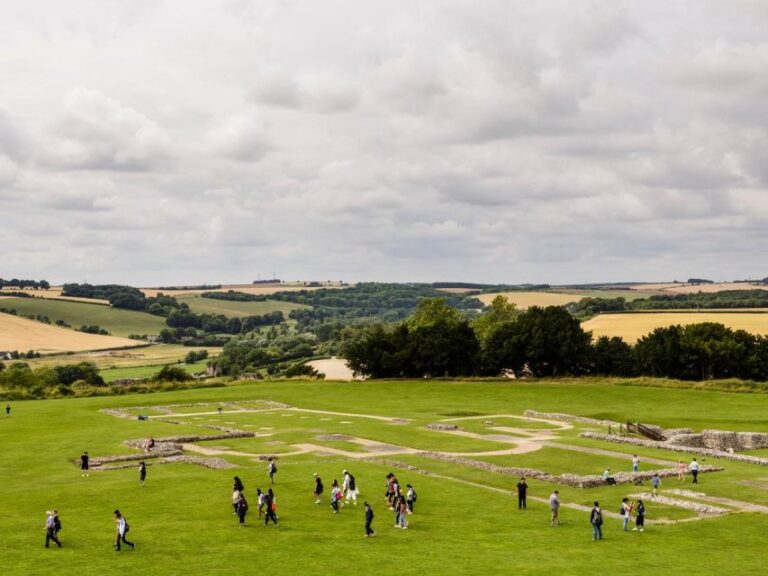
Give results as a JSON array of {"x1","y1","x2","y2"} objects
[{"x1": 3, "y1": 379, "x2": 768, "y2": 575}]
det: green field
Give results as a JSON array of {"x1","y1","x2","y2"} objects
[
  {"x1": 3, "y1": 379, "x2": 768, "y2": 575},
  {"x1": 0, "y1": 297, "x2": 166, "y2": 337},
  {"x1": 99, "y1": 360, "x2": 210, "y2": 382},
  {"x1": 176, "y1": 294, "x2": 307, "y2": 318},
  {"x1": 24, "y1": 344, "x2": 222, "y2": 370}
]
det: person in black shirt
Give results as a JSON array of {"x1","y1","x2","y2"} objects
[
  {"x1": 364, "y1": 502, "x2": 375, "y2": 537},
  {"x1": 264, "y1": 489, "x2": 278, "y2": 526},
  {"x1": 314, "y1": 473, "x2": 324, "y2": 504},
  {"x1": 139, "y1": 462, "x2": 147, "y2": 486},
  {"x1": 516, "y1": 477, "x2": 528, "y2": 509},
  {"x1": 80, "y1": 452, "x2": 90, "y2": 477}
]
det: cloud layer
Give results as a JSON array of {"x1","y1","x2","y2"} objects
[{"x1": 1, "y1": 1, "x2": 766, "y2": 284}]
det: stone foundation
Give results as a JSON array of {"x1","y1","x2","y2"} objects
[{"x1": 426, "y1": 423, "x2": 460, "y2": 431}]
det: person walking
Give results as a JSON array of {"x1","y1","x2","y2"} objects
[
  {"x1": 267, "y1": 458, "x2": 277, "y2": 484},
  {"x1": 620, "y1": 498, "x2": 632, "y2": 532},
  {"x1": 264, "y1": 489, "x2": 279, "y2": 526},
  {"x1": 256, "y1": 488, "x2": 266, "y2": 518},
  {"x1": 516, "y1": 477, "x2": 528, "y2": 509},
  {"x1": 549, "y1": 491, "x2": 560, "y2": 526},
  {"x1": 330, "y1": 479, "x2": 342, "y2": 514},
  {"x1": 406, "y1": 484, "x2": 417, "y2": 513},
  {"x1": 5, "y1": 403, "x2": 10, "y2": 416},
  {"x1": 232, "y1": 488, "x2": 242, "y2": 515},
  {"x1": 80, "y1": 451, "x2": 90, "y2": 477},
  {"x1": 689, "y1": 458, "x2": 699, "y2": 484},
  {"x1": 364, "y1": 502, "x2": 375, "y2": 537},
  {"x1": 590, "y1": 501, "x2": 603, "y2": 541},
  {"x1": 650, "y1": 473, "x2": 661, "y2": 496},
  {"x1": 343, "y1": 469, "x2": 359, "y2": 505},
  {"x1": 235, "y1": 493, "x2": 249, "y2": 527},
  {"x1": 677, "y1": 460, "x2": 687, "y2": 481},
  {"x1": 139, "y1": 462, "x2": 147, "y2": 487},
  {"x1": 397, "y1": 495, "x2": 409, "y2": 529},
  {"x1": 232, "y1": 476, "x2": 244, "y2": 514},
  {"x1": 44, "y1": 510, "x2": 62, "y2": 548},
  {"x1": 113, "y1": 510, "x2": 135, "y2": 551},
  {"x1": 633, "y1": 499, "x2": 645, "y2": 532},
  {"x1": 313, "y1": 473, "x2": 324, "y2": 504},
  {"x1": 632, "y1": 455, "x2": 640, "y2": 472}
]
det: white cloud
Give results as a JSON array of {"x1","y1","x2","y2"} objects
[{"x1": 0, "y1": 1, "x2": 766, "y2": 284}]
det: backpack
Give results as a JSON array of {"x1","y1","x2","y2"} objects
[
  {"x1": 619, "y1": 506, "x2": 625, "y2": 515},
  {"x1": 411, "y1": 489, "x2": 417, "y2": 502},
  {"x1": 124, "y1": 520, "x2": 130, "y2": 533},
  {"x1": 54, "y1": 517, "x2": 62, "y2": 531},
  {"x1": 593, "y1": 510, "x2": 603, "y2": 525}
]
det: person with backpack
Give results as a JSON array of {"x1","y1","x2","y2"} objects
[
  {"x1": 264, "y1": 489, "x2": 279, "y2": 526},
  {"x1": 113, "y1": 510, "x2": 135, "y2": 551},
  {"x1": 330, "y1": 479, "x2": 343, "y2": 514},
  {"x1": 364, "y1": 501, "x2": 375, "y2": 537},
  {"x1": 235, "y1": 492, "x2": 249, "y2": 526},
  {"x1": 313, "y1": 473, "x2": 324, "y2": 504},
  {"x1": 620, "y1": 498, "x2": 632, "y2": 532},
  {"x1": 267, "y1": 458, "x2": 277, "y2": 484},
  {"x1": 343, "y1": 469, "x2": 359, "y2": 505},
  {"x1": 139, "y1": 462, "x2": 147, "y2": 487},
  {"x1": 44, "y1": 510, "x2": 62, "y2": 548},
  {"x1": 590, "y1": 501, "x2": 603, "y2": 541},
  {"x1": 633, "y1": 499, "x2": 645, "y2": 532},
  {"x1": 406, "y1": 484, "x2": 417, "y2": 513},
  {"x1": 516, "y1": 477, "x2": 528, "y2": 509}
]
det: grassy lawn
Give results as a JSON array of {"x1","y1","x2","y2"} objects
[
  {"x1": 176, "y1": 294, "x2": 307, "y2": 318},
  {"x1": 0, "y1": 297, "x2": 166, "y2": 337},
  {"x1": 3, "y1": 379, "x2": 768, "y2": 575}
]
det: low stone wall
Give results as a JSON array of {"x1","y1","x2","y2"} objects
[
  {"x1": 418, "y1": 452, "x2": 722, "y2": 488},
  {"x1": 628, "y1": 492, "x2": 728, "y2": 515},
  {"x1": 124, "y1": 430, "x2": 254, "y2": 446},
  {"x1": 426, "y1": 423, "x2": 460, "y2": 431},
  {"x1": 523, "y1": 410, "x2": 617, "y2": 426},
  {"x1": 580, "y1": 431, "x2": 768, "y2": 466},
  {"x1": 668, "y1": 430, "x2": 768, "y2": 452},
  {"x1": 92, "y1": 454, "x2": 235, "y2": 471}
]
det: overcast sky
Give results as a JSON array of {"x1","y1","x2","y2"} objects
[{"x1": 1, "y1": 1, "x2": 767, "y2": 286}]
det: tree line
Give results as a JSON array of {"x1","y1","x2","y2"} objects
[
  {"x1": 0, "y1": 278, "x2": 50, "y2": 290},
  {"x1": 569, "y1": 290, "x2": 768, "y2": 317},
  {"x1": 343, "y1": 297, "x2": 768, "y2": 381}
]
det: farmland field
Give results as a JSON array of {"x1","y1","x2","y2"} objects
[
  {"x1": 630, "y1": 282, "x2": 768, "y2": 294},
  {"x1": 0, "y1": 312, "x2": 141, "y2": 353},
  {"x1": 3, "y1": 379, "x2": 768, "y2": 575},
  {"x1": 477, "y1": 291, "x2": 583, "y2": 308},
  {"x1": 23, "y1": 344, "x2": 222, "y2": 370},
  {"x1": 140, "y1": 283, "x2": 344, "y2": 298},
  {"x1": 176, "y1": 294, "x2": 307, "y2": 318},
  {"x1": 583, "y1": 311, "x2": 768, "y2": 342},
  {"x1": 99, "y1": 359, "x2": 210, "y2": 382},
  {"x1": 0, "y1": 297, "x2": 166, "y2": 337}
]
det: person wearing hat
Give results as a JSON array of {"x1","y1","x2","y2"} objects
[
  {"x1": 364, "y1": 501, "x2": 375, "y2": 537},
  {"x1": 313, "y1": 473, "x2": 324, "y2": 504},
  {"x1": 342, "y1": 469, "x2": 358, "y2": 505}
]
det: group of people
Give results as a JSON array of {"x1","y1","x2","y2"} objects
[
  {"x1": 601, "y1": 456, "x2": 703, "y2": 488},
  {"x1": 43, "y1": 509, "x2": 135, "y2": 551},
  {"x1": 231, "y1": 475, "x2": 279, "y2": 527},
  {"x1": 320, "y1": 469, "x2": 360, "y2": 513},
  {"x1": 589, "y1": 497, "x2": 647, "y2": 540},
  {"x1": 385, "y1": 472, "x2": 417, "y2": 529}
]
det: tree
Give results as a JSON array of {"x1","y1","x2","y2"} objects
[
  {"x1": 472, "y1": 295, "x2": 518, "y2": 344},
  {"x1": 591, "y1": 336, "x2": 637, "y2": 376},
  {"x1": 154, "y1": 365, "x2": 192, "y2": 382},
  {"x1": 408, "y1": 320, "x2": 479, "y2": 377},
  {"x1": 343, "y1": 324, "x2": 413, "y2": 378},
  {"x1": 483, "y1": 306, "x2": 592, "y2": 377},
  {"x1": 406, "y1": 298, "x2": 465, "y2": 329}
]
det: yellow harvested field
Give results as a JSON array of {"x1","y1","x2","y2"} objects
[
  {"x1": 477, "y1": 291, "x2": 581, "y2": 308},
  {"x1": 630, "y1": 282, "x2": 768, "y2": 294},
  {"x1": 140, "y1": 283, "x2": 345, "y2": 298},
  {"x1": 0, "y1": 313, "x2": 140, "y2": 354},
  {"x1": 307, "y1": 357, "x2": 359, "y2": 381},
  {"x1": 24, "y1": 343, "x2": 222, "y2": 369},
  {"x1": 0, "y1": 287, "x2": 109, "y2": 305},
  {"x1": 583, "y1": 312, "x2": 768, "y2": 343}
]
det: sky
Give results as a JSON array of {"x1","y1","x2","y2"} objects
[{"x1": 1, "y1": 1, "x2": 767, "y2": 286}]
